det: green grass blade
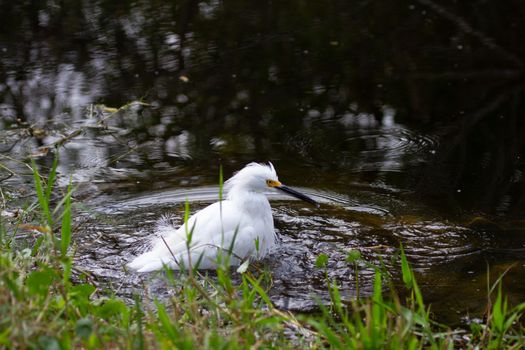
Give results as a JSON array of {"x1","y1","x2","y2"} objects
[
  {"x1": 0, "y1": 215, "x2": 5, "y2": 245},
  {"x1": 400, "y1": 245, "x2": 413, "y2": 288},
  {"x1": 134, "y1": 296, "x2": 145, "y2": 350},
  {"x1": 412, "y1": 280, "x2": 425, "y2": 314},
  {"x1": 45, "y1": 153, "x2": 58, "y2": 203},
  {"x1": 492, "y1": 284, "x2": 504, "y2": 332},
  {"x1": 244, "y1": 274, "x2": 273, "y2": 308},
  {"x1": 156, "y1": 301, "x2": 179, "y2": 344},
  {"x1": 219, "y1": 164, "x2": 224, "y2": 201},
  {"x1": 31, "y1": 158, "x2": 53, "y2": 227},
  {"x1": 184, "y1": 198, "x2": 192, "y2": 245},
  {"x1": 60, "y1": 179, "x2": 72, "y2": 257}
]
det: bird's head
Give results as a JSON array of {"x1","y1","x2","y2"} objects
[
  {"x1": 225, "y1": 162, "x2": 279, "y2": 193},
  {"x1": 225, "y1": 162, "x2": 319, "y2": 207}
]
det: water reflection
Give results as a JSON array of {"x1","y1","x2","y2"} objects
[{"x1": 3, "y1": 0, "x2": 522, "y2": 214}]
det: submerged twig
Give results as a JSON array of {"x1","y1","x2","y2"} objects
[
  {"x1": 28, "y1": 101, "x2": 151, "y2": 155},
  {"x1": 37, "y1": 129, "x2": 83, "y2": 152},
  {"x1": 97, "y1": 101, "x2": 150, "y2": 124},
  {"x1": 0, "y1": 162, "x2": 16, "y2": 182}
]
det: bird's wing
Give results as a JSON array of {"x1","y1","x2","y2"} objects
[{"x1": 128, "y1": 200, "x2": 260, "y2": 272}]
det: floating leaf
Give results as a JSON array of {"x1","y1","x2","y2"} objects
[
  {"x1": 30, "y1": 147, "x2": 50, "y2": 158},
  {"x1": 31, "y1": 127, "x2": 47, "y2": 139},
  {"x1": 102, "y1": 106, "x2": 119, "y2": 113},
  {"x1": 237, "y1": 259, "x2": 250, "y2": 274},
  {"x1": 19, "y1": 224, "x2": 51, "y2": 234}
]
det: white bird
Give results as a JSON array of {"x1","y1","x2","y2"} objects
[{"x1": 128, "y1": 162, "x2": 318, "y2": 272}]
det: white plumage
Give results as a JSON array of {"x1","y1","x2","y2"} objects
[{"x1": 128, "y1": 162, "x2": 317, "y2": 272}]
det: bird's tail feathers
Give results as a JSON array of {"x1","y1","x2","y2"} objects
[{"x1": 155, "y1": 213, "x2": 179, "y2": 237}]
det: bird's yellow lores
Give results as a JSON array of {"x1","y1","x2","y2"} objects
[{"x1": 128, "y1": 162, "x2": 318, "y2": 272}]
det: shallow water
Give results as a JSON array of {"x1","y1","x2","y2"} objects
[
  {"x1": 1, "y1": 0, "x2": 525, "y2": 326},
  {"x1": 61, "y1": 141, "x2": 508, "y2": 325},
  {"x1": 3, "y1": 105, "x2": 524, "y2": 325},
  {"x1": 69, "y1": 173, "x2": 517, "y2": 325}
]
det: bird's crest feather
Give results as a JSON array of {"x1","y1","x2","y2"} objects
[{"x1": 224, "y1": 162, "x2": 276, "y2": 193}]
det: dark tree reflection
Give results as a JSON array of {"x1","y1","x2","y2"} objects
[{"x1": 0, "y1": 0, "x2": 524, "y2": 217}]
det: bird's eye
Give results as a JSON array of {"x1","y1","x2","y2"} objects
[{"x1": 266, "y1": 179, "x2": 281, "y2": 187}]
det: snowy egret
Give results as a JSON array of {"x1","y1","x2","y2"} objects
[{"x1": 128, "y1": 162, "x2": 318, "y2": 272}]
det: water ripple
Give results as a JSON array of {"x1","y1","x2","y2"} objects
[{"x1": 75, "y1": 185, "x2": 483, "y2": 312}]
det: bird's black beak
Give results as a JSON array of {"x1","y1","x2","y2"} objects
[{"x1": 276, "y1": 185, "x2": 319, "y2": 208}]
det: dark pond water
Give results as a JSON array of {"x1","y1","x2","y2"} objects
[{"x1": 1, "y1": 0, "x2": 525, "y2": 325}]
